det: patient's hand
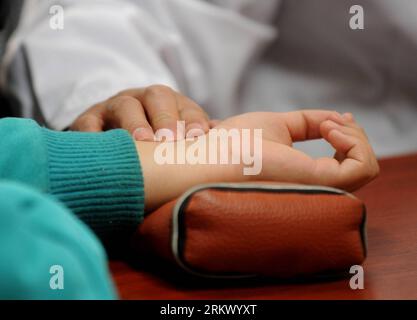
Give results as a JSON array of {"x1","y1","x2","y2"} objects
[
  {"x1": 71, "y1": 85, "x2": 210, "y2": 140},
  {"x1": 136, "y1": 110, "x2": 379, "y2": 211},
  {"x1": 214, "y1": 110, "x2": 379, "y2": 192}
]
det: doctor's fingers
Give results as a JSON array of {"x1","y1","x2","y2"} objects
[
  {"x1": 117, "y1": 85, "x2": 210, "y2": 139},
  {"x1": 176, "y1": 94, "x2": 210, "y2": 137},
  {"x1": 70, "y1": 103, "x2": 106, "y2": 132},
  {"x1": 70, "y1": 97, "x2": 152, "y2": 137},
  {"x1": 104, "y1": 96, "x2": 155, "y2": 141}
]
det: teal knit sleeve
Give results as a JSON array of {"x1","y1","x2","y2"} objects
[{"x1": 0, "y1": 118, "x2": 145, "y2": 240}]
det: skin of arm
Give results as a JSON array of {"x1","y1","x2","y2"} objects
[
  {"x1": 135, "y1": 110, "x2": 379, "y2": 212},
  {"x1": 136, "y1": 139, "x2": 243, "y2": 212}
]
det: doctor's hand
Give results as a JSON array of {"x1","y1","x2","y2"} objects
[
  {"x1": 70, "y1": 85, "x2": 210, "y2": 141},
  {"x1": 214, "y1": 110, "x2": 379, "y2": 192}
]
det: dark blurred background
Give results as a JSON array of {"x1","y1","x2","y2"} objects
[{"x1": 0, "y1": 0, "x2": 22, "y2": 118}]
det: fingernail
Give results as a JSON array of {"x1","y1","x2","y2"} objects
[
  {"x1": 186, "y1": 123, "x2": 205, "y2": 138},
  {"x1": 133, "y1": 128, "x2": 154, "y2": 141},
  {"x1": 155, "y1": 128, "x2": 175, "y2": 142}
]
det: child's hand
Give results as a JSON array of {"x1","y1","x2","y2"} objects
[
  {"x1": 215, "y1": 110, "x2": 379, "y2": 192},
  {"x1": 70, "y1": 85, "x2": 210, "y2": 140}
]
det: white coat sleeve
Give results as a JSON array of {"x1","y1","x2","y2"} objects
[
  {"x1": 1, "y1": 0, "x2": 280, "y2": 129},
  {"x1": 1, "y1": 0, "x2": 182, "y2": 129}
]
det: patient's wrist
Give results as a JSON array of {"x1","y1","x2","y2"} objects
[{"x1": 135, "y1": 135, "x2": 245, "y2": 211}]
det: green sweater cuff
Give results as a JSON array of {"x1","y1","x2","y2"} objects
[{"x1": 41, "y1": 128, "x2": 145, "y2": 240}]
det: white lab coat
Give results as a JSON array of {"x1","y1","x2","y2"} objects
[{"x1": 2, "y1": 0, "x2": 417, "y2": 157}]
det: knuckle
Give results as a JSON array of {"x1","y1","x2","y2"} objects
[
  {"x1": 112, "y1": 95, "x2": 137, "y2": 109},
  {"x1": 108, "y1": 96, "x2": 140, "y2": 116},
  {"x1": 145, "y1": 84, "x2": 173, "y2": 98},
  {"x1": 151, "y1": 112, "x2": 175, "y2": 125}
]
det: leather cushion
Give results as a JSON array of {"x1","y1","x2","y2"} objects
[{"x1": 132, "y1": 183, "x2": 367, "y2": 279}]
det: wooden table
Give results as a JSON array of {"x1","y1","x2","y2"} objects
[{"x1": 110, "y1": 154, "x2": 417, "y2": 299}]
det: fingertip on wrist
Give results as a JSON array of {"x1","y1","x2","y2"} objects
[
  {"x1": 186, "y1": 123, "x2": 206, "y2": 138},
  {"x1": 133, "y1": 127, "x2": 155, "y2": 141}
]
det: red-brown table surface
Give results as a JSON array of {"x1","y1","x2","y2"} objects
[{"x1": 109, "y1": 154, "x2": 417, "y2": 299}]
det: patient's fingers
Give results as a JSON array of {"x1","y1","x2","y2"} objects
[
  {"x1": 328, "y1": 112, "x2": 368, "y2": 137},
  {"x1": 317, "y1": 120, "x2": 379, "y2": 191},
  {"x1": 281, "y1": 110, "x2": 344, "y2": 142},
  {"x1": 327, "y1": 129, "x2": 366, "y2": 161},
  {"x1": 106, "y1": 96, "x2": 155, "y2": 141},
  {"x1": 320, "y1": 119, "x2": 366, "y2": 142},
  {"x1": 321, "y1": 119, "x2": 370, "y2": 164},
  {"x1": 263, "y1": 137, "x2": 374, "y2": 192},
  {"x1": 320, "y1": 118, "x2": 375, "y2": 160}
]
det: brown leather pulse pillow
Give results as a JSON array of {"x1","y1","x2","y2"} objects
[{"x1": 132, "y1": 183, "x2": 367, "y2": 279}]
